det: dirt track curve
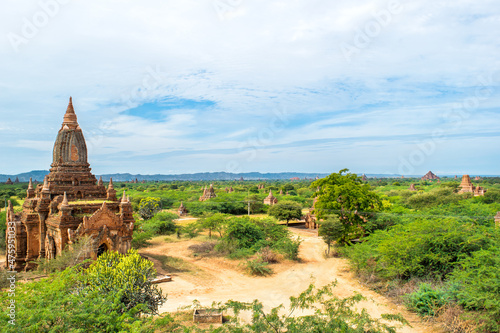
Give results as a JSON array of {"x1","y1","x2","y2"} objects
[{"x1": 143, "y1": 228, "x2": 443, "y2": 333}]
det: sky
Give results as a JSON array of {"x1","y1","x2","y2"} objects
[{"x1": 0, "y1": 0, "x2": 499, "y2": 176}]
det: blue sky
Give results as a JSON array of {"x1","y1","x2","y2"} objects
[{"x1": 0, "y1": 0, "x2": 499, "y2": 176}]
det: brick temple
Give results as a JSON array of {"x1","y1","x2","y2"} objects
[{"x1": 5, "y1": 98, "x2": 135, "y2": 271}]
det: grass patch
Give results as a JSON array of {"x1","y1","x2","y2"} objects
[{"x1": 145, "y1": 253, "x2": 197, "y2": 274}]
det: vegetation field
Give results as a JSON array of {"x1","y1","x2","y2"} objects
[{"x1": 0, "y1": 172, "x2": 499, "y2": 332}]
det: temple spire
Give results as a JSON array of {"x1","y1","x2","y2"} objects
[
  {"x1": 108, "y1": 178, "x2": 114, "y2": 190},
  {"x1": 28, "y1": 177, "x2": 33, "y2": 190},
  {"x1": 62, "y1": 96, "x2": 78, "y2": 129},
  {"x1": 62, "y1": 192, "x2": 69, "y2": 207},
  {"x1": 42, "y1": 176, "x2": 49, "y2": 192}
]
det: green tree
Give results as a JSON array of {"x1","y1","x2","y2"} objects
[
  {"x1": 311, "y1": 169, "x2": 381, "y2": 244},
  {"x1": 199, "y1": 212, "x2": 228, "y2": 238},
  {"x1": 268, "y1": 200, "x2": 303, "y2": 227},
  {"x1": 138, "y1": 197, "x2": 162, "y2": 220},
  {"x1": 318, "y1": 215, "x2": 343, "y2": 254},
  {"x1": 244, "y1": 194, "x2": 265, "y2": 214}
]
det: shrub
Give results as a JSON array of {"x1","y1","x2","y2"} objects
[
  {"x1": 143, "y1": 212, "x2": 178, "y2": 235},
  {"x1": 449, "y1": 246, "x2": 500, "y2": 332},
  {"x1": 131, "y1": 230, "x2": 154, "y2": 249},
  {"x1": 244, "y1": 258, "x2": 273, "y2": 276},
  {"x1": 35, "y1": 236, "x2": 94, "y2": 273},
  {"x1": 258, "y1": 246, "x2": 280, "y2": 263},
  {"x1": 138, "y1": 197, "x2": 162, "y2": 220},
  {"x1": 345, "y1": 219, "x2": 495, "y2": 280},
  {"x1": 182, "y1": 222, "x2": 200, "y2": 239},
  {"x1": 83, "y1": 249, "x2": 165, "y2": 314},
  {"x1": 406, "y1": 283, "x2": 449, "y2": 317}
]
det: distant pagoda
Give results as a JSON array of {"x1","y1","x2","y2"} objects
[
  {"x1": 199, "y1": 184, "x2": 216, "y2": 201},
  {"x1": 421, "y1": 171, "x2": 439, "y2": 181},
  {"x1": 263, "y1": 190, "x2": 278, "y2": 206}
]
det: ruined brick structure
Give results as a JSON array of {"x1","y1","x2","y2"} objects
[
  {"x1": 178, "y1": 202, "x2": 187, "y2": 216},
  {"x1": 5, "y1": 98, "x2": 135, "y2": 271},
  {"x1": 5, "y1": 178, "x2": 13, "y2": 185},
  {"x1": 263, "y1": 190, "x2": 278, "y2": 205},
  {"x1": 199, "y1": 184, "x2": 216, "y2": 201},
  {"x1": 409, "y1": 183, "x2": 417, "y2": 191},
  {"x1": 458, "y1": 174, "x2": 486, "y2": 196},
  {"x1": 361, "y1": 174, "x2": 367, "y2": 181},
  {"x1": 305, "y1": 197, "x2": 319, "y2": 229}
]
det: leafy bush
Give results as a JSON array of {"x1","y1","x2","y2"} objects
[
  {"x1": 406, "y1": 283, "x2": 449, "y2": 317},
  {"x1": 35, "y1": 236, "x2": 94, "y2": 273},
  {"x1": 182, "y1": 222, "x2": 200, "y2": 239},
  {"x1": 142, "y1": 212, "x2": 178, "y2": 235},
  {"x1": 131, "y1": 229, "x2": 154, "y2": 249},
  {"x1": 244, "y1": 258, "x2": 273, "y2": 276},
  {"x1": 449, "y1": 246, "x2": 500, "y2": 332},
  {"x1": 138, "y1": 197, "x2": 162, "y2": 220},
  {"x1": 345, "y1": 219, "x2": 495, "y2": 280},
  {"x1": 83, "y1": 249, "x2": 165, "y2": 314},
  {"x1": 0, "y1": 250, "x2": 165, "y2": 332}
]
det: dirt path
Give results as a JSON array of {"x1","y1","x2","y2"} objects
[{"x1": 144, "y1": 229, "x2": 442, "y2": 333}]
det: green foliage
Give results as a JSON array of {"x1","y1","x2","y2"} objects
[
  {"x1": 142, "y1": 211, "x2": 178, "y2": 235},
  {"x1": 273, "y1": 236, "x2": 301, "y2": 260},
  {"x1": 225, "y1": 217, "x2": 265, "y2": 249},
  {"x1": 345, "y1": 219, "x2": 496, "y2": 280},
  {"x1": 406, "y1": 283, "x2": 449, "y2": 317},
  {"x1": 131, "y1": 225, "x2": 154, "y2": 249},
  {"x1": 267, "y1": 200, "x2": 302, "y2": 226},
  {"x1": 0, "y1": 251, "x2": 165, "y2": 332},
  {"x1": 182, "y1": 222, "x2": 200, "y2": 238},
  {"x1": 244, "y1": 258, "x2": 273, "y2": 276},
  {"x1": 34, "y1": 236, "x2": 94, "y2": 273},
  {"x1": 312, "y1": 169, "x2": 381, "y2": 244},
  {"x1": 138, "y1": 197, "x2": 162, "y2": 220},
  {"x1": 244, "y1": 194, "x2": 266, "y2": 214},
  {"x1": 83, "y1": 249, "x2": 166, "y2": 314},
  {"x1": 199, "y1": 212, "x2": 228, "y2": 238},
  {"x1": 449, "y1": 246, "x2": 500, "y2": 332},
  {"x1": 213, "y1": 282, "x2": 408, "y2": 332},
  {"x1": 480, "y1": 188, "x2": 500, "y2": 204},
  {"x1": 0, "y1": 211, "x2": 5, "y2": 251},
  {"x1": 319, "y1": 215, "x2": 343, "y2": 254},
  {"x1": 216, "y1": 216, "x2": 300, "y2": 261}
]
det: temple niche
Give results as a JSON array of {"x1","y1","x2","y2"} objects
[
  {"x1": 5, "y1": 98, "x2": 135, "y2": 271},
  {"x1": 458, "y1": 174, "x2": 486, "y2": 196}
]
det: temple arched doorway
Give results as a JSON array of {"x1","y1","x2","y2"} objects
[{"x1": 97, "y1": 243, "x2": 108, "y2": 257}]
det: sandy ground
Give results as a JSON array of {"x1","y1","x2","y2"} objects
[{"x1": 142, "y1": 228, "x2": 443, "y2": 333}]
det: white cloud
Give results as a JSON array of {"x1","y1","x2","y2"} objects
[{"x1": 0, "y1": 0, "x2": 499, "y2": 174}]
